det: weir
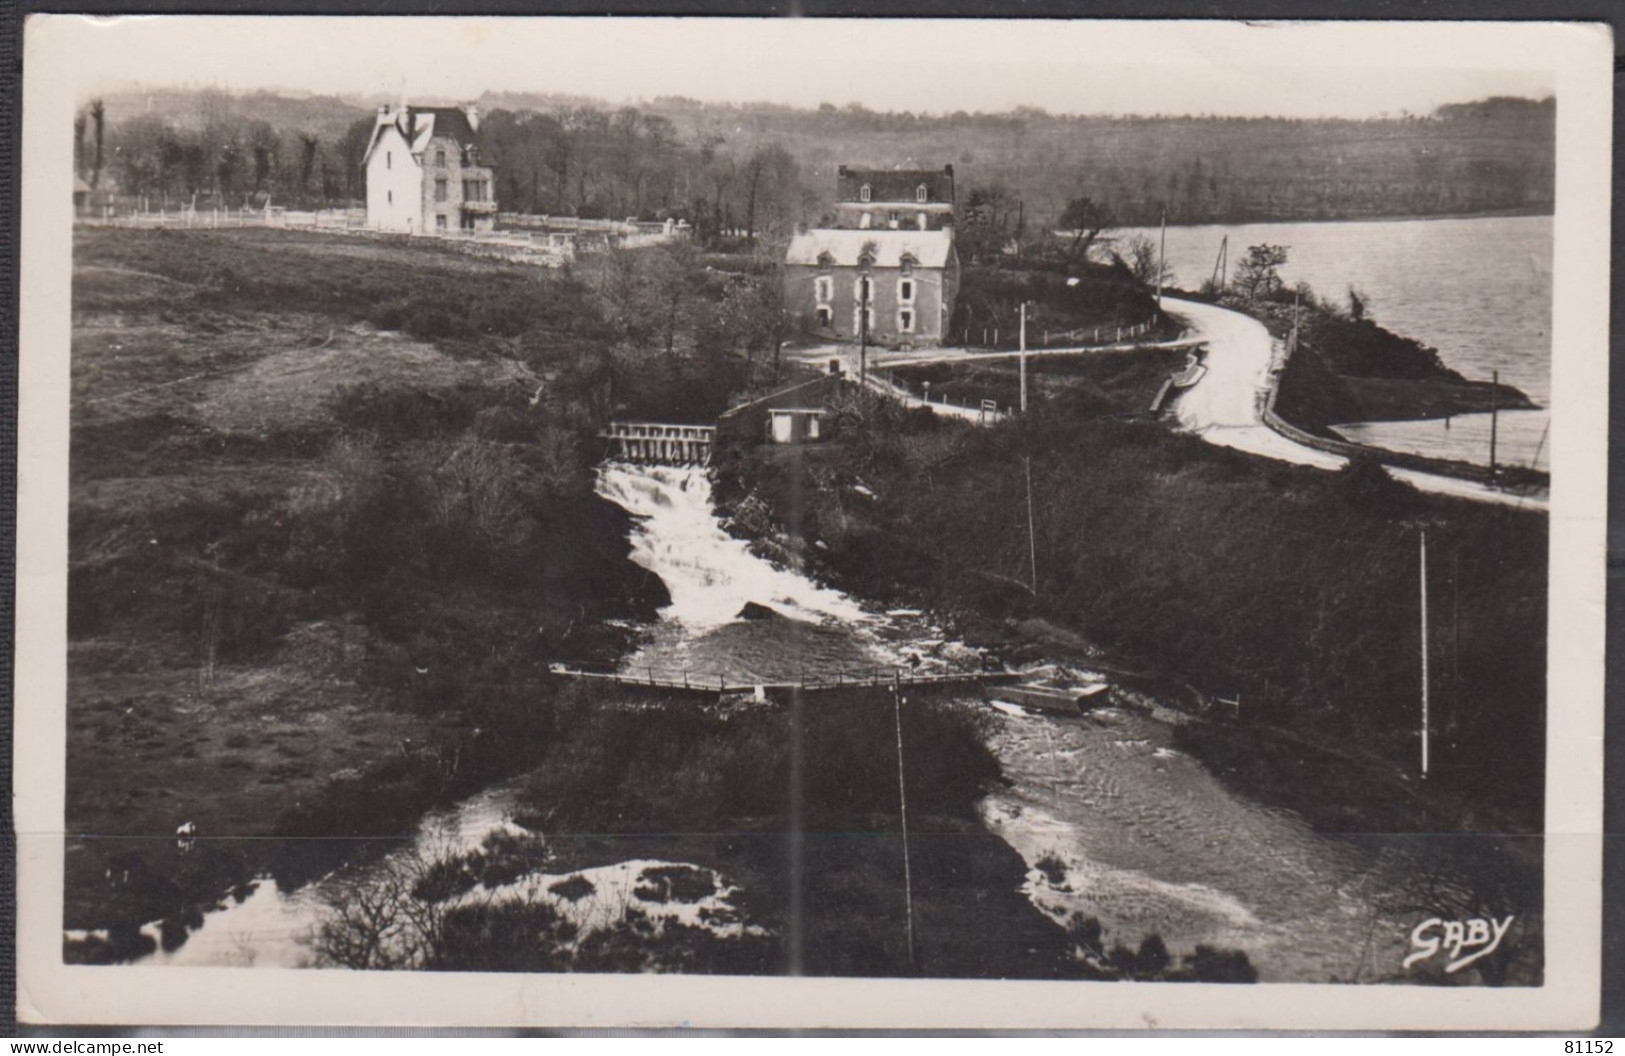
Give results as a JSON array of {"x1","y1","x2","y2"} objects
[
  {"x1": 600, "y1": 421, "x2": 715, "y2": 465},
  {"x1": 548, "y1": 661, "x2": 1019, "y2": 701}
]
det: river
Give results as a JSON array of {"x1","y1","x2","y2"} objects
[
  {"x1": 101, "y1": 464, "x2": 1538, "y2": 983},
  {"x1": 1122, "y1": 214, "x2": 1552, "y2": 471}
]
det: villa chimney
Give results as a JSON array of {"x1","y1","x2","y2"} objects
[{"x1": 465, "y1": 104, "x2": 481, "y2": 132}]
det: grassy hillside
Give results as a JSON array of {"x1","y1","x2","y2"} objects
[
  {"x1": 718, "y1": 389, "x2": 1547, "y2": 837},
  {"x1": 66, "y1": 226, "x2": 766, "y2": 943}
]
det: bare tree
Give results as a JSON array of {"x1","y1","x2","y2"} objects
[
  {"x1": 73, "y1": 110, "x2": 86, "y2": 179},
  {"x1": 1057, "y1": 195, "x2": 1112, "y2": 265},
  {"x1": 297, "y1": 134, "x2": 320, "y2": 203},
  {"x1": 89, "y1": 98, "x2": 106, "y2": 189},
  {"x1": 309, "y1": 830, "x2": 466, "y2": 971},
  {"x1": 1116, "y1": 234, "x2": 1172, "y2": 288},
  {"x1": 1233, "y1": 243, "x2": 1290, "y2": 301}
]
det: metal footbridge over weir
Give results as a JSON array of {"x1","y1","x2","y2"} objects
[{"x1": 599, "y1": 421, "x2": 715, "y2": 465}]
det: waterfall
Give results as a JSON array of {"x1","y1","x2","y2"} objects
[{"x1": 594, "y1": 463, "x2": 873, "y2": 633}]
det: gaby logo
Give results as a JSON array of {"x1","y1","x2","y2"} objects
[{"x1": 1402, "y1": 915, "x2": 1515, "y2": 973}]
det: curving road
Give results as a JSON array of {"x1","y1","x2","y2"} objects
[{"x1": 1162, "y1": 296, "x2": 1547, "y2": 512}]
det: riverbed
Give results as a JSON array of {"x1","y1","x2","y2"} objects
[{"x1": 93, "y1": 463, "x2": 1539, "y2": 983}]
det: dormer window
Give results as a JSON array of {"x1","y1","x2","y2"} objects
[
  {"x1": 436, "y1": 148, "x2": 446, "y2": 168},
  {"x1": 859, "y1": 183, "x2": 871, "y2": 203},
  {"x1": 899, "y1": 253, "x2": 917, "y2": 276},
  {"x1": 916, "y1": 184, "x2": 928, "y2": 203},
  {"x1": 816, "y1": 250, "x2": 836, "y2": 270}
]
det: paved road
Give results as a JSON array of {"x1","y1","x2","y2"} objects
[
  {"x1": 785, "y1": 342, "x2": 1005, "y2": 423},
  {"x1": 1162, "y1": 296, "x2": 1547, "y2": 512}
]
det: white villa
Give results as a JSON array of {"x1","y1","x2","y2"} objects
[{"x1": 363, "y1": 103, "x2": 496, "y2": 235}]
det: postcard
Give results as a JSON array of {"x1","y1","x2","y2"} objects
[{"x1": 15, "y1": 15, "x2": 1611, "y2": 1030}]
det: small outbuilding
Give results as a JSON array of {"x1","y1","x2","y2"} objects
[
  {"x1": 716, "y1": 372, "x2": 846, "y2": 447},
  {"x1": 768, "y1": 407, "x2": 828, "y2": 444}
]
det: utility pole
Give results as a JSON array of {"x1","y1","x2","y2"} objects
[
  {"x1": 1420, "y1": 525, "x2": 1431, "y2": 779},
  {"x1": 1019, "y1": 301, "x2": 1029, "y2": 413},
  {"x1": 892, "y1": 676, "x2": 916, "y2": 969},
  {"x1": 1156, "y1": 207, "x2": 1168, "y2": 310},
  {"x1": 1025, "y1": 455, "x2": 1038, "y2": 596},
  {"x1": 1489, "y1": 369, "x2": 1500, "y2": 483},
  {"x1": 1290, "y1": 285, "x2": 1302, "y2": 355}
]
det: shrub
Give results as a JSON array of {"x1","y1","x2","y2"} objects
[
  {"x1": 1034, "y1": 853, "x2": 1068, "y2": 886},
  {"x1": 548, "y1": 875, "x2": 596, "y2": 902}
]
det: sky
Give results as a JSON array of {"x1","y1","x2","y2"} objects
[{"x1": 37, "y1": 16, "x2": 1565, "y2": 119}]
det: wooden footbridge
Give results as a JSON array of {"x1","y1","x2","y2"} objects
[
  {"x1": 549, "y1": 661, "x2": 1019, "y2": 700},
  {"x1": 600, "y1": 421, "x2": 715, "y2": 465}
]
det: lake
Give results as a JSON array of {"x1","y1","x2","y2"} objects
[{"x1": 1123, "y1": 214, "x2": 1553, "y2": 470}]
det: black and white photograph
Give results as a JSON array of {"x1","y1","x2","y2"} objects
[{"x1": 13, "y1": 15, "x2": 1611, "y2": 1030}]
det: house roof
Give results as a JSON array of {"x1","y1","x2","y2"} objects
[
  {"x1": 785, "y1": 229, "x2": 955, "y2": 269},
  {"x1": 362, "y1": 105, "x2": 482, "y2": 166},
  {"x1": 836, "y1": 165, "x2": 955, "y2": 205}
]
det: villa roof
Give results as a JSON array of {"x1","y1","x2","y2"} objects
[
  {"x1": 362, "y1": 105, "x2": 482, "y2": 166},
  {"x1": 835, "y1": 165, "x2": 955, "y2": 205},
  {"x1": 784, "y1": 228, "x2": 955, "y2": 269}
]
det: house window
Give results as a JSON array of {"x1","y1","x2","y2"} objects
[
  {"x1": 859, "y1": 183, "x2": 871, "y2": 203},
  {"x1": 436, "y1": 214, "x2": 447, "y2": 230},
  {"x1": 917, "y1": 184, "x2": 928, "y2": 203},
  {"x1": 917, "y1": 212, "x2": 928, "y2": 230},
  {"x1": 859, "y1": 212, "x2": 872, "y2": 229},
  {"x1": 854, "y1": 276, "x2": 874, "y2": 304},
  {"x1": 387, "y1": 190, "x2": 393, "y2": 205},
  {"x1": 386, "y1": 151, "x2": 392, "y2": 170},
  {"x1": 898, "y1": 280, "x2": 914, "y2": 304},
  {"x1": 435, "y1": 177, "x2": 447, "y2": 202},
  {"x1": 817, "y1": 306, "x2": 832, "y2": 328},
  {"x1": 854, "y1": 305, "x2": 875, "y2": 333},
  {"x1": 436, "y1": 148, "x2": 446, "y2": 167},
  {"x1": 899, "y1": 309, "x2": 914, "y2": 333},
  {"x1": 814, "y1": 276, "x2": 833, "y2": 303}
]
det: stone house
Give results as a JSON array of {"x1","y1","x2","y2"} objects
[
  {"x1": 831, "y1": 165, "x2": 955, "y2": 232},
  {"x1": 363, "y1": 104, "x2": 496, "y2": 235},
  {"x1": 783, "y1": 228, "x2": 959, "y2": 348}
]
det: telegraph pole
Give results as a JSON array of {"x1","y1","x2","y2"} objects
[
  {"x1": 1420, "y1": 525, "x2": 1431, "y2": 779},
  {"x1": 892, "y1": 676, "x2": 916, "y2": 969},
  {"x1": 1019, "y1": 301, "x2": 1029, "y2": 413},
  {"x1": 1489, "y1": 370, "x2": 1500, "y2": 483},
  {"x1": 1025, "y1": 455, "x2": 1038, "y2": 596},
  {"x1": 1156, "y1": 207, "x2": 1168, "y2": 310}
]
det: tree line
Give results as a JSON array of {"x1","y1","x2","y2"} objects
[
  {"x1": 84, "y1": 88, "x2": 1554, "y2": 241},
  {"x1": 84, "y1": 92, "x2": 817, "y2": 248}
]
